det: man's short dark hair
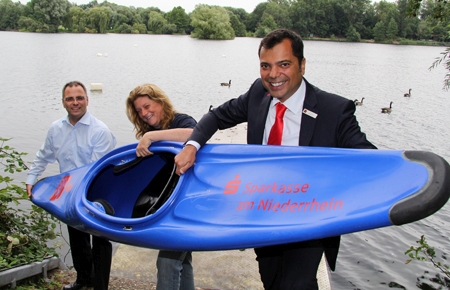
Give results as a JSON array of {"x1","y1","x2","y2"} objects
[
  {"x1": 258, "y1": 29, "x2": 304, "y2": 64},
  {"x1": 62, "y1": 81, "x2": 87, "y2": 99}
]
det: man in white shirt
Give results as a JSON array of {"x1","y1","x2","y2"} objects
[{"x1": 26, "y1": 81, "x2": 116, "y2": 290}]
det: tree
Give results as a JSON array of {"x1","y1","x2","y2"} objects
[
  {"x1": 407, "y1": 0, "x2": 450, "y2": 89},
  {"x1": 147, "y1": 11, "x2": 167, "y2": 34},
  {"x1": 18, "y1": 15, "x2": 49, "y2": 32},
  {"x1": 113, "y1": 6, "x2": 135, "y2": 28},
  {"x1": 86, "y1": 6, "x2": 111, "y2": 33},
  {"x1": 417, "y1": 19, "x2": 433, "y2": 38},
  {"x1": 339, "y1": 0, "x2": 371, "y2": 27},
  {"x1": 262, "y1": 2, "x2": 293, "y2": 30},
  {"x1": 228, "y1": 11, "x2": 247, "y2": 36},
  {"x1": 25, "y1": 0, "x2": 70, "y2": 32},
  {"x1": 165, "y1": 6, "x2": 190, "y2": 34},
  {"x1": 0, "y1": 0, "x2": 23, "y2": 31},
  {"x1": 386, "y1": 17, "x2": 399, "y2": 39},
  {"x1": 255, "y1": 14, "x2": 277, "y2": 37},
  {"x1": 290, "y1": 0, "x2": 334, "y2": 38},
  {"x1": 224, "y1": 6, "x2": 249, "y2": 30},
  {"x1": 346, "y1": 25, "x2": 361, "y2": 41},
  {"x1": 432, "y1": 23, "x2": 449, "y2": 41},
  {"x1": 373, "y1": 20, "x2": 387, "y2": 41},
  {"x1": 78, "y1": 0, "x2": 98, "y2": 10},
  {"x1": 190, "y1": 5, "x2": 235, "y2": 40},
  {"x1": 246, "y1": 2, "x2": 268, "y2": 32},
  {"x1": 132, "y1": 22, "x2": 146, "y2": 33},
  {"x1": 64, "y1": 6, "x2": 86, "y2": 33}
]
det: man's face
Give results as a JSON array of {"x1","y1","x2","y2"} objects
[
  {"x1": 259, "y1": 38, "x2": 305, "y2": 102},
  {"x1": 62, "y1": 85, "x2": 88, "y2": 125}
]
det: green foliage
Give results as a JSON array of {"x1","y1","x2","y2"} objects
[
  {"x1": 165, "y1": 6, "x2": 190, "y2": 34},
  {"x1": 0, "y1": 0, "x2": 23, "y2": 30},
  {"x1": 346, "y1": 25, "x2": 361, "y2": 42},
  {"x1": 190, "y1": 5, "x2": 235, "y2": 40},
  {"x1": 115, "y1": 22, "x2": 132, "y2": 33},
  {"x1": 405, "y1": 235, "x2": 450, "y2": 288},
  {"x1": 228, "y1": 12, "x2": 247, "y2": 37},
  {"x1": 132, "y1": 22, "x2": 146, "y2": 34},
  {"x1": 290, "y1": 0, "x2": 333, "y2": 38},
  {"x1": 263, "y1": 2, "x2": 292, "y2": 30},
  {"x1": 147, "y1": 10, "x2": 168, "y2": 34},
  {"x1": 429, "y1": 46, "x2": 450, "y2": 90},
  {"x1": 18, "y1": 15, "x2": 49, "y2": 32},
  {"x1": 255, "y1": 14, "x2": 277, "y2": 37},
  {"x1": 373, "y1": 20, "x2": 386, "y2": 42},
  {"x1": 407, "y1": 0, "x2": 450, "y2": 90},
  {"x1": 86, "y1": 6, "x2": 111, "y2": 33},
  {"x1": 0, "y1": 137, "x2": 59, "y2": 270},
  {"x1": 386, "y1": 18, "x2": 399, "y2": 40},
  {"x1": 2, "y1": 0, "x2": 450, "y2": 45},
  {"x1": 25, "y1": 0, "x2": 70, "y2": 33}
]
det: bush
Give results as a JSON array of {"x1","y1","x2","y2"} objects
[
  {"x1": 0, "y1": 137, "x2": 59, "y2": 270},
  {"x1": 346, "y1": 26, "x2": 361, "y2": 42}
]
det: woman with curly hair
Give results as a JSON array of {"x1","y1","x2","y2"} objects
[{"x1": 126, "y1": 83, "x2": 196, "y2": 290}]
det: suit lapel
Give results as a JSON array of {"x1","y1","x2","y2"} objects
[
  {"x1": 247, "y1": 80, "x2": 272, "y2": 144},
  {"x1": 299, "y1": 81, "x2": 318, "y2": 146},
  {"x1": 252, "y1": 92, "x2": 271, "y2": 144}
]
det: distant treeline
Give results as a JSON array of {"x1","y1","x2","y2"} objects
[{"x1": 0, "y1": 0, "x2": 448, "y2": 43}]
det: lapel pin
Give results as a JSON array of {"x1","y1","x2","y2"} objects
[{"x1": 303, "y1": 109, "x2": 317, "y2": 119}]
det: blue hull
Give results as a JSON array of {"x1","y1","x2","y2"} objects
[{"x1": 31, "y1": 142, "x2": 450, "y2": 251}]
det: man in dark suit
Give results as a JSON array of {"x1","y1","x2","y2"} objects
[{"x1": 175, "y1": 29, "x2": 376, "y2": 290}]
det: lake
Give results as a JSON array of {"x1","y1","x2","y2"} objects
[{"x1": 1, "y1": 31, "x2": 449, "y2": 289}]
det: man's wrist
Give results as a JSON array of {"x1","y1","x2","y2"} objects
[{"x1": 185, "y1": 140, "x2": 200, "y2": 151}]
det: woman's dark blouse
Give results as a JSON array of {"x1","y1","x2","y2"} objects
[{"x1": 169, "y1": 113, "x2": 197, "y2": 129}]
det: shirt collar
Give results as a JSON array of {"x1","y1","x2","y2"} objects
[
  {"x1": 63, "y1": 111, "x2": 91, "y2": 126},
  {"x1": 270, "y1": 78, "x2": 306, "y2": 114}
]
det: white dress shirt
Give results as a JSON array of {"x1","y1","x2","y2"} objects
[
  {"x1": 26, "y1": 111, "x2": 116, "y2": 185},
  {"x1": 263, "y1": 79, "x2": 306, "y2": 145}
]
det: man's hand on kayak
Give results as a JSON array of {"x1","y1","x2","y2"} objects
[{"x1": 175, "y1": 144, "x2": 197, "y2": 175}]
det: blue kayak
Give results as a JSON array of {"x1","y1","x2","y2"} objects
[{"x1": 31, "y1": 142, "x2": 450, "y2": 251}]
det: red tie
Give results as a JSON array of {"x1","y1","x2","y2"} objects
[{"x1": 268, "y1": 103, "x2": 287, "y2": 145}]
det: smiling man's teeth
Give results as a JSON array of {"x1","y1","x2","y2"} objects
[{"x1": 271, "y1": 82, "x2": 285, "y2": 87}]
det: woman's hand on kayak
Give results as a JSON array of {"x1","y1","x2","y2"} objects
[
  {"x1": 136, "y1": 133, "x2": 154, "y2": 157},
  {"x1": 175, "y1": 145, "x2": 197, "y2": 175}
]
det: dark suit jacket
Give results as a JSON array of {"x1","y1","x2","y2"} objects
[{"x1": 190, "y1": 78, "x2": 377, "y2": 270}]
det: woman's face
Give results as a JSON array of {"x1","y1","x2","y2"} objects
[{"x1": 134, "y1": 96, "x2": 164, "y2": 128}]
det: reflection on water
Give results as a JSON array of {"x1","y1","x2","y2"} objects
[{"x1": 1, "y1": 31, "x2": 449, "y2": 289}]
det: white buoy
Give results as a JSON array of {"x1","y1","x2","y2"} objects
[{"x1": 90, "y1": 83, "x2": 103, "y2": 91}]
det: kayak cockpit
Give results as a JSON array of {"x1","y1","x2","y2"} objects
[{"x1": 86, "y1": 152, "x2": 179, "y2": 218}]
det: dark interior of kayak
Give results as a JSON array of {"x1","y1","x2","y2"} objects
[{"x1": 86, "y1": 152, "x2": 179, "y2": 218}]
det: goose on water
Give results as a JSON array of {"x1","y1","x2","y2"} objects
[
  {"x1": 404, "y1": 88, "x2": 412, "y2": 97},
  {"x1": 221, "y1": 80, "x2": 231, "y2": 87},
  {"x1": 381, "y1": 101, "x2": 393, "y2": 114},
  {"x1": 354, "y1": 97, "x2": 364, "y2": 106}
]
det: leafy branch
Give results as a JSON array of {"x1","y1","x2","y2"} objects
[
  {"x1": 429, "y1": 47, "x2": 450, "y2": 91},
  {"x1": 406, "y1": 235, "x2": 450, "y2": 278},
  {"x1": 405, "y1": 235, "x2": 450, "y2": 288},
  {"x1": 0, "y1": 137, "x2": 59, "y2": 270}
]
